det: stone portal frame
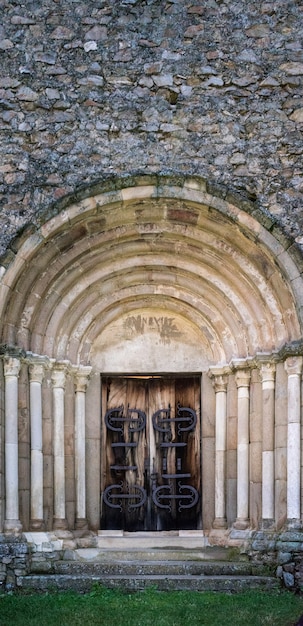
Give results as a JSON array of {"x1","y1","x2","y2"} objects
[
  {"x1": 0, "y1": 349, "x2": 301, "y2": 535},
  {"x1": 0, "y1": 175, "x2": 302, "y2": 538}
]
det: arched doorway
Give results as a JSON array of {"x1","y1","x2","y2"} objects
[{"x1": 0, "y1": 175, "x2": 302, "y2": 539}]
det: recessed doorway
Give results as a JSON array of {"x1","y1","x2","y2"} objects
[{"x1": 100, "y1": 375, "x2": 201, "y2": 532}]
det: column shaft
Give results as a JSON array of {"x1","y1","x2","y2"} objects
[
  {"x1": 234, "y1": 369, "x2": 251, "y2": 530},
  {"x1": 52, "y1": 366, "x2": 68, "y2": 529},
  {"x1": 74, "y1": 367, "x2": 91, "y2": 528},
  {"x1": 211, "y1": 372, "x2": 228, "y2": 528},
  {"x1": 285, "y1": 357, "x2": 302, "y2": 522},
  {"x1": 29, "y1": 362, "x2": 45, "y2": 529},
  {"x1": 260, "y1": 363, "x2": 275, "y2": 524},
  {"x1": 4, "y1": 357, "x2": 22, "y2": 533}
]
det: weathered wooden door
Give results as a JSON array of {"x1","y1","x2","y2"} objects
[{"x1": 101, "y1": 376, "x2": 201, "y2": 531}]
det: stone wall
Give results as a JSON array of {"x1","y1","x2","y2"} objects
[
  {"x1": 0, "y1": 535, "x2": 29, "y2": 591},
  {"x1": 0, "y1": 0, "x2": 303, "y2": 256},
  {"x1": 2, "y1": 530, "x2": 303, "y2": 593}
]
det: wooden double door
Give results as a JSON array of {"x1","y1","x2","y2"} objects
[{"x1": 101, "y1": 376, "x2": 201, "y2": 531}]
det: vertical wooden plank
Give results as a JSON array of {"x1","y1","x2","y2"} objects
[
  {"x1": 148, "y1": 378, "x2": 175, "y2": 530},
  {"x1": 102, "y1": 377, "x2": 127, "y2": 529},
  {"x1": 101, "y1": 377, "x2": 147, "y2": 531},
  {"x1": 124, "y1": 378, "x2": 147, "y2": 530},
  {"x1": 100, "y1": 376, "x2": 108, "y2": 526}
]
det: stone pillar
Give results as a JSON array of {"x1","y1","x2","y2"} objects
[
  {"x1": 3, "y1": 356, "x2": 22, "y2": 533},
  {"x1": 74, "y1": 366, "x2": 91, "y2": 529},
  {"x1": 260, "y1": 363, "x2": 276, "y2": 526},
  {"x1": 234, "y1": 369, "x2": 251, "y2": 530},
  {"x1": 212, "y1": 373, "x2": 228, "y2": 528},
  {"x1": 29, "y1": 361, "x2": 45, "y2": 530},
  {"x1": 51, "y1": 365, "x2": 68, "y2": 530},
  {"x1": 285, "y1": 356, "x2": 302, "y2": 523}
]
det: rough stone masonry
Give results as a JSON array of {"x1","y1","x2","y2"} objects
[
  {"x1": 1, "y1": 0, "x2": 303, "y2": 594},
  {"x1": 0, "y1": 0, "x2": 302, "y2": 256}
]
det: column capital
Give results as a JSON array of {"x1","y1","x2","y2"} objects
[
  {"x1": 285, "y1": 356, "x2": 303, "y2": 377},
  {"x1": 51, "y1": 364, "x2": 68, "y2": 389},
  {"x1": 235, "y1": 369, "x2": 251, "y2": 388},
  {"x1": 208, "y1": 366, "x2": 230, "y2": 393},
  {"x1": 4, "y1": 356, "x2": 21, "y2": 378},
  {"x1": 29, "y1": 362, "x2": 46, "y2": 384},
  {"x1": 212, "y1": 374, "x2": 229, "y2": 394},
  {"x1": 73, "y1": 366, "x2": 92, "y2": 393},
  {"x1": 259, "y1": 362, "x2": 276, "y2": 385}
]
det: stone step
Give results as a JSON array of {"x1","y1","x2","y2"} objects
[
  {"x1": 21, "y1": 542, "x2": 280, "y2": 594},
  {"x1": 95, "y1": 532, "x2": 208, "y2": 551},
  {"x1": 18, "y1": 572, "x2": 280, "y2": 593},
  {"x1": 61, "y1": 546, "x2": 237, "y2": 563},
  {"x1": 49, "y1": 559, "x2": 270, "y2": 578}
]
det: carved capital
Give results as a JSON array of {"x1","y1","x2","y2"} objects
[
  {"x1": 4, "y1": 356, "x2": 21, "y2": 378},
  {"x1": 284, "y1": 356, "x2": 303, "y2": 377},
  {"x1": 235, "y1": 369, "x2": 251, "y2": 389},
  {"x1": 29, "y1": 362, "x2": 45, "y2": 385},
  {"x1": 259, "y1": 362, "x2": 276, "y2": 385},
  {"x1": 208, "y1": 366, "x2": 230, "y2": 393},
  {"x1": 212, "y1": 374, "x2": 228, "y2": 394},
  {"x1": 51, "y1": 367, "x2": 67, "y2": 389},
  {"x1": 74, "y1": 366, "x2": 92, "y2": 393}
]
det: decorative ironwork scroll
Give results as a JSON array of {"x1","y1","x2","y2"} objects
[
  {"x1": 103, "y1": 482, "x2": 147, "y2": 511},
  {"x1": 152, "y1": 482, "x2": 199, "y2": 512},
  {"x1": 105, "y1": 405, "x2": 146, "y2": 433},
  {"x1": 102, "y1": 391, "x2": 200, "y2": 530},
  {"x1": 152, "y1": 404, "x2": 197, "y2": 434}
]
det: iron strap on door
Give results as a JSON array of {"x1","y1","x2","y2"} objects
[{"x1": 103, "y1": 401, "x2": 199, "y2": 518}]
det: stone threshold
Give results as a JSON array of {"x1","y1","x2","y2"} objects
[
  {"x1": 97, "y1": 530, "x2": 206, "y2": 550},
  {"x1": 23, "y1": 529, "x2": 208, "y2": 553}
]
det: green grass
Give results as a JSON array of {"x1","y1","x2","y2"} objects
[{"x1": 0, "y1": 587, "x2": 302, "y2": 626}]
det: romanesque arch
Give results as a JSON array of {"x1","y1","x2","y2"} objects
[{"x1": 0, "y1": 175, "x2": 302, "y2": 541}]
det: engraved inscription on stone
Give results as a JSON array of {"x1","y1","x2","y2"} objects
[{"x1": 123, "y1": 315, "x2": 182, "y2": 344}]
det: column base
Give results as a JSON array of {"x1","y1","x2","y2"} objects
[
  {"x1": 3, "y1": 519, "x2": 23, "y2": 534},
  {"x1": 212, "y1": 517, "x2": 227, "y2": 529},
  {"x1": 53, "y1": 517, "x2": 68, "y2": 530},
  {"x1": 75, "y1": 518, "x2": 88, "y2": 531},
  {"x1": 287, "y1": 518, "x2": 303, "y2": 530},
  {"x1": 260, "y1": 518, "x2": 275, "y2": 530},
  {"x1": 233, "y1": 518, "x2": 249, "y2": 530},
  {"x1": 30, "y1": 519, "x2": 45, "y2": 531}
]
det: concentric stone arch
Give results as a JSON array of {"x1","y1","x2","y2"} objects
[
  {"x1": 0, "y1": 174, "x2": 302, "y2": 372},
  {"x1": 1, "y1": 174, "x2": 303, "y2": 536}
]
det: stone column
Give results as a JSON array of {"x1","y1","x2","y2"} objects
[
  {"x1": 51, "y1": 365, "x2": 68, "y2": 530},
  {"x1": 234, "y1": 369, "x2": 251, "y2": 530},
  {"x1": 3, "y1": 356, "x2": 22, "y2": 533},
  {"x1": 212, "y1": 372, "x2": 228, "y2": 529},
  {"x1": 285, "y1": 356, "x2": 302, "y2": 523},
  {"x1": 29, "y1": 361, "x2": 45, "y2": 530},
  {"x1": 260, "y1": 362, "x2": 276, "y2": 526},
  {"x1": 74, "y1": 366, "x2": 91, "y2": 529}
]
